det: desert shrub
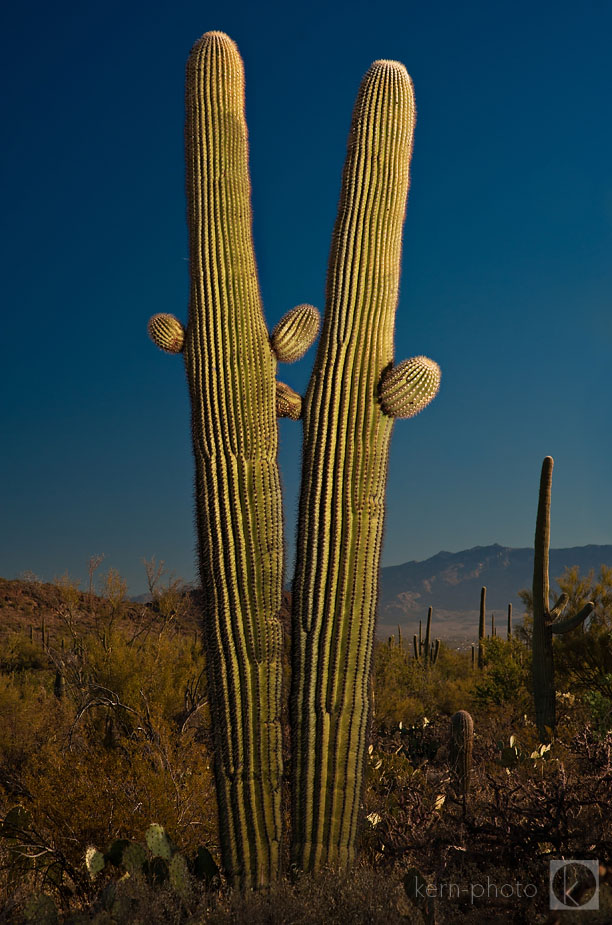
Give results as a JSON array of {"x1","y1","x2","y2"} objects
[
  {"x1": 474, "y1": 636, "x2": 529, "y2": 708},
  {"x1": 0, "y1": 633, "x2": 47, "y2": 672}
]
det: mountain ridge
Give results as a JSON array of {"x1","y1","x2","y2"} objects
[{"x1": 376, "y1": 542, "x2": 612, "y2": 642}]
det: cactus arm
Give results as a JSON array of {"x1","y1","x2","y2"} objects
[
  {"x1": 552, "y1": 601, "x2": 594, "y2": 634},
  {"x1": 148, "y1": 314, "x2": 186, "y2": 354},
  {"x1": 290, "y1": 58, "x2": 438, "y2": 872},
  {"x1": 180, "y1": 31, "x2": 284, "y2": 889},
  {"x1": 549, "y1": 592, "x2": 568, "y2": 621},
  {"x1": 379, "y1": 356, "x2": 440, "y2": 418},
  {"x1": 270, "y1": 304, "x2": 320, "y2": 363},
  {"x1": 276, "y1": 381, "x2": 302, "y2": 420}
]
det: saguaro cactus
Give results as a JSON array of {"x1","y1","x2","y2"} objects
[
  {"x1": 531, "y1": 457, "x2": 594, "y2": 741},
  {"x1": 477, "y1": 586, "x2": 486, "y2": 668},
  {"x1": 290, "y1": 59, "x2": 440, "y2": 872},
  {"x1": 148, "y1": 32, "x2": 318, "y2": 889},
  {"x1": 449, "y1": 710, "x2": 474, "y2": 813}
]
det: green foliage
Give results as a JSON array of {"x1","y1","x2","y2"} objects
[{"x1": 474, "y1": 636, "x2": 529, "y2": 707}]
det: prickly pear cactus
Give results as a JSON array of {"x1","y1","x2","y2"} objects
[{"x1": 145, "y1": 823, "x2": 172, "y2": 861}]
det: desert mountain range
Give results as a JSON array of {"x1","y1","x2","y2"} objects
[{"x1": 376, "y1": 543, "x2": 612, "y2": 643}]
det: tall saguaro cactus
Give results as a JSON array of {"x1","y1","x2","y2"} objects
[
  {"x1": 290, "y1": 59, "x2": 440, "y2": 872},
  {"x1": 149, "y1": 29, "x2": 440, "y2": 886},
  {"x1": 148, "y1": 32, "x2": 318, "y2": 889},
  {"x1": 531, "y1": 457, "x2": 594, "y2": 741}
]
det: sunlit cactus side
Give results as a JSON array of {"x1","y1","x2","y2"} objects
[
  {"x1": 276, "y1": 381, "x2": 303, "y2": 420},
  {"x1": 148, "y1": 313, "x2": 186, "y2": 354},
  {"x1": 531, "y1": 457, "x2": 594, "y2": 741},
  {"x1": 380, "y1": 356, "x2": 441, "y2": 418},
  {"x1": 147, "y1": 32, "x2": 316, "y2": 890},
  {"x1": 290, "y1": 58, "x2": 440, "y2": 873},
  {"x1": 270, "y1": 303, "x2": 320, "y2": 363},
  {"x1": 449, "y1": 710, "x2": 474, "y2": 810},
  {"x1": 477, "y1": 586, "x2": 486, "y2": 668}
]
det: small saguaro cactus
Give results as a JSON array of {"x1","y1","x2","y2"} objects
[
  {"x1": 449, "y1": 710, "x2": 474, "y2": 812},
  {"x1": 413, "y1": 607, "x2": 438, "y2": 665},
  {"x1": 148, "y1": 31, "x2": 320, "y2": 890},
  {"x1": 507, "y1": 603, "x2": 512, "y2": 640},
  {"x1": 491, "y1": 613, "x2": 496, "y2": 637},
  {"x1": 477, "y1": 587, "x2": 486, "y2": 668},
  {"x1": 290, "y1": 55, "x2": 440, "y2": 873},
  {"x1": 531, "y1": 457, "x2": 594, "y2": 741}
]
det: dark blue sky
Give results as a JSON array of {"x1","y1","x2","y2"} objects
[{"x1": 2, "y1": 1, "x2": 611, "y2": 595}]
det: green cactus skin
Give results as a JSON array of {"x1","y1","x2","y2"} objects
[
  {"x1": 169, "y1": 852, "x2": 193, "y2": 901},
  {"x1": 507, "y1": 603, "x2": 512, "y2": 640},
  {"x1": 449, "y1": 710, "x2": 473, "y2": 810},
  {"x1": 477, "y1": 586, "x2": 486, "y2": 669},
  {"x1": 145, "y1": 823, "x2": 172, "y2": 861},
  {"x1": 425, "y1": 606, "x2": 432, "y2": 659},
  {"x1": 290, "y1": 58, "x2": 439, "y2": 873},
  {"x1": 85, "y1": 846, "x2": 106, "y2": 880},
  {"x1": 532, "y1": 457, "x2": 594, "y2": 741}
]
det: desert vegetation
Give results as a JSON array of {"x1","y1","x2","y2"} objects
[{"x1": 1, "y1": 561, "x2": 612, "y2": 923}]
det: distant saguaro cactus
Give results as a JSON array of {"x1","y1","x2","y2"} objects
[
  {"x1": 449, "y1": 710, "x2": 474, "y2": 811},
  {"x1": 413, "y1": 608, "x2": 439, "y2": 665},
  {"x1": 477, "y1": 587, "x2": 486, "y2": 668},
  {"x1": 507, "y1": 603, "x2": 512, "y2": 640},
  {"x1": 531, "y1": 457, "x2": 594, "y2": 741}
]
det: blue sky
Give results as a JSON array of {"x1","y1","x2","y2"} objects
[{"x1": 2, "y1": 1, "x2": 611, "y2": 595}]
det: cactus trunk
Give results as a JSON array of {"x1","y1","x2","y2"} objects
[
  {"x1": 531, "y1": 457, "x2": 594, "y2": 741},
  {"x1": 290, "y1": 60, "x2": 416, "y2": 872},
  {"x1": 183, "y1": 33, "x2": 284, "y2": 889},
  {"x1": 477, "y1": 587, "x2": 486, "y2": 668}
]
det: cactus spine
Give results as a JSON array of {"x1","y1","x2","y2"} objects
[
  {"x1": 531, "y1": 457, "x2": 594, "y2": 741},
  {"x1": 449, "y1": 710, "x2": 473, "y2": 813},
  {"x1": 290, "y1": 59, "x2": 439, "y2": 873},
  {"x1": 477, "y1": 586, "x2": 486, "y2": 668}
]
